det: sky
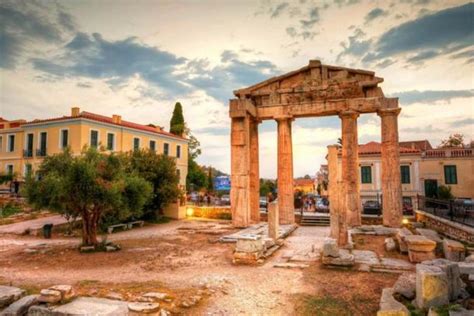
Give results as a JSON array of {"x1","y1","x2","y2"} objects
[{"x1": 0, "y1": 0, "x2": 473, "y2": 178}]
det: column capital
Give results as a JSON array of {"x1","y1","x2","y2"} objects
[
  {"x1": 377, "y1": 107, "x2": 401, "y2": 117},
  {"x1": 274, "y1": 114, "x2": 294, "y2": 122},
  {"x1": 338, "y1": 110, "x2": 360, "y2": 119}
]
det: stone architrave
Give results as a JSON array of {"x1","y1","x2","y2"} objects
[
  {"x1": 327, "y1": 145, "x2": 340, "y2": 240},
  {"x1": 268, "y1": 201, "x2": 279, "y2": 241},
  {"x1": 249, "y1": 118, "x2": 260, "y2": 224},
  {"x1": 378, "y1": 106, "x2": 403, "y2": 228},
  {"x1": 276, "y1": 116, "x2": 295, "y2": 224},
  {"x1": 339, "y1": 110, "x2": 361, "y2": 227}
]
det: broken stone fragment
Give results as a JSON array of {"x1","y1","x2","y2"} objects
[
  {"x1": 385, "y1": 237, "x2": 396, "y2": 252},
  {"x1": 416, "y1": 228, "x2": 443, "y2": 253},
  {"x1": 49, "y1": 284, "x2": 74, "y2": 300},
  {"x1": 396, "y1": 227, "x2": 413, "y2": 253},
  {"x1": 322, "y1": 238, "x2": 339, "y2": 257},
  {"x1": 106, "y1": 292, "x2": 124, "y2": 301},
  {"x1": 128, "y1": 302, "x2": 160, "y2": 314},
  {"x1": 377, "y1": 288, "x2": 409, "y2": 316},
  {"x1": 0, "y1": 294, "x2": 37, "y2": 315},
  {"x1": 235, "y1": 237, "x2": 264, "y2": 253},
  {"x1": 142, "y1": 292, "x2": 169, "y2": 301},
  {"x1": 393, "y1": 273, "x2": 416, "y2": 300},
  {"x1": 405, "y1": 235, "x2": 436, "y2": 263},
  {"x1": 421, "y1": 259, "x2": 464, "y2": 301},
  {"x1": 38, "y1": 289, "x2": 62, "y2": 304},
  {"x1": 322, "y1": 249, "x2": 355, "y2": 267}
]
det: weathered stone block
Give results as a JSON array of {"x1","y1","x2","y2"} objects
[
  {"x1": 0, "y1": 294, "x2": 38, "y2": 315},
  {"x1": 422, "y1": 259, "x2": 463, "y2": 301},
  {"x1": 48, "y1": 285, "x2": 74, "y2": 300},
  {"x1": 405, "y1": 235, "x2": 437, "y2": 252},
  {"x1": 377, "y1": 288, "x2": 409, "y2": 316},
  {"x1": 458, "y1": 262, "x2": 474, "y2": 275},
  {"x1": 443, "y1": 239, "x2": 465, "y2": 262},
  {"x1": 415, "y1": 264, "x2": 449, "y2": 309},
  {"x1": 408, "y1": 250, "x2": 436, "y2": 263},
  {"x1": 38, "y1": 289, "x2": 62, "y2": 304},
  {"x1": 235, "y1": 236, "x2": 264, "y2": 253},
  {"x1": 0, "y1": 286, "x2": 25, "y2": 308},
  {"x1": 128, "y1": 302, "x2": 160, "y2": 315},
  {"x1": 322, "y1": 238, "x2": 339, "y2": 257},
  {"x1": 416, "y1": 228, "x2": 443, "y2": 253},
  {"x1": 385, "y1": 237, "x2": 396, "y2": 252},
  {"x1": 233, "y1": 251, "x2": 262, "y2": 265},
  {"x1": 322, "y1": 249, "x2": 354, "y2": 267}
]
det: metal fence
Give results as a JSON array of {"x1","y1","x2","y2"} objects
[{"x1": 417, "y1": 195, "x2": 474, "y2": 227}]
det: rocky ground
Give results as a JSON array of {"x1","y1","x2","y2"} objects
[{"x1": 0, "y1": 218, "x2": 403, "y2": 315}]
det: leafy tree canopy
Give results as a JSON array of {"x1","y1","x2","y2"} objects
[{"x1": 439, "y1": 133, "x2": 465, "y2": 148}]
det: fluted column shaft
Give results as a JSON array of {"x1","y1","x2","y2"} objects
[{"x1": 276, "y1": 116, "x2": 294, "y2": 224}]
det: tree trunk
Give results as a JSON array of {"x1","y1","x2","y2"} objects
[{"x1": 81, "y1": 210, "x2": 99, "y2": 247}]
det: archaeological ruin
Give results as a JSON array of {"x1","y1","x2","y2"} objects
[{"x1": 229, "y1": 60, "x2": 404, "y2": 244}]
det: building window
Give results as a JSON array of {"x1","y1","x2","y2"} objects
[
  {"x1": 133, "y1": 138, "x2": 140, "y2": 151},
  {"x1": 6, "y1": 164, "x2": 13, "y2": 175},
  {"x1": 401, "y1": 165, "x2": 410, "y2": 184},
  {"x1": 7, "y1": 134, "x2": 15, "y2": 152},
  {"x1": 444, "y1": 165, "x2": 457, "y2": 184},
  {"x1": 0, "y1": 136, "x2": 3, "y2": 152},
  {"x1": 60, "y1": 129, "x2": 69, "y2": 149},
  {"x1": 107, "y1": 133, "x2": 115, "y2": 151},
  {"x1": 176, "y1": 145, "x2": 181, "y2": 158},
  {"x1": 25, "y1": 133, "x2": 34, "y2": 157},
  {"x1": 361, "y1": 166, "x2": 372, "y2": 184},
  {"x1": 164, "y1": 143, "x2": 169, "y2": 156},
  {"x1": 149, "y1": 140, "x2": 156, "y2": 151},
  {"x1": 90, "y1": 130, "x2": 99, "y2": 148},
  {"x1": 38, "y1": 132, "x2": 47, "y2": 156},
  {"x1": 25, "y1": 164, "x2": 32, "y2": 177}
]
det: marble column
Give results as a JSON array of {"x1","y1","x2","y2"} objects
[
  {"x1": 339, "y1": 110, "x2": 361, "y2": 227},
  {"x1": 276, "y1": 116, "x2": 294, "y2": 224},
  {"x1": 230, "y1": 116, "x2": 251, "y2": 227},
  {"x1": 378, "y1": 108, "x2": 403, "y2": 228},
  {"x1": 327, "y1": 145, "x2": 340, "y2": 240},
  {"x1": 249, "y1": 119, "x2": 260, "y2": 223}
]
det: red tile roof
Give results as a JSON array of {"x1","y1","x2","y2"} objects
[
  {"x1": 399, "y1": 140, "x2": 432, "y2": 151},
  {"x1": 24, "y1": 111, "x2": 187, "y2": 141},
  {"x1": 294, "y1": 178, "x2": 315, "y2": 186},
  {"x1": 358, "y1": 141, "x2": 420, "y2": 155}
]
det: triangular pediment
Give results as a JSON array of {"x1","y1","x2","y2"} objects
[{"x1": 233, "y1": 60, "x2": 384, "y2": 107}]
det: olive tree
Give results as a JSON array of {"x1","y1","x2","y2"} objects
[{"x1": 24, "y1": 148, "x2": 152, "y2": 247}]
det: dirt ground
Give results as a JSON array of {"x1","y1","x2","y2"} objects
[{"x1": 0, "y1": 219, "x2": 401, "y2": 315}]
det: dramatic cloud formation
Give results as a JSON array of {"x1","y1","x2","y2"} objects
[
  {"x1": 391, "y1": 90, "x2": 474, "y2": 105},
  {"x1": 364, "y1": 8, "x2": 388, "y2": 24}
]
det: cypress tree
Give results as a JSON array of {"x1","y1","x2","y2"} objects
[{"x1": 170, "y1": 102, "x2": 185, "y2": 136}]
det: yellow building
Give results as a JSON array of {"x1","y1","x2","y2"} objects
[
  {"x1": 0, "y1": 107, "x2": 189, "y2": 188},
  {"x1": 329, "y1": 140, "x2": 474, "y2": 210},
  {"x1": 293, "y1": 178, "x2": 316, "y2": 194}
]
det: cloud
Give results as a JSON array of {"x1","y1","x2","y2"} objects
[
  {"x1": 368, "y1": 3, "x2": 474, "y2": 63},
  {"x1": 406, "y1": 50, "x2": 439, "y2": 63},
  {"x1": 32, "y1": 32, "x2": 189, "y2": 96},
  {"x1": 449, "y1": 118, "x2": 474, "y2": 128},
  {"x1": 390, "y1": 89, "x2": 474, "y2": 105},
  {"x1": 0, "y1": 1, "x2": 76, "y2": 69},
  {"x1": 299, "y1": 7, "x2": 319, "y2": 29},
  {"x1": 270, "y1": 2, "x2": 289, "y2": 18},
  {"x1": 337, "y1": 28, "x2": 372, "y2": 62},
  {"x1": 364, "y1": 8, "x2": 388, "y2": 24}
]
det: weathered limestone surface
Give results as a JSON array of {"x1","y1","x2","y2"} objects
[
  {"x1": 377, "y1": 288, "x2": 409, "y2": 316},
  {"x1": 128, "y1": 302, "x2": 160, "y2": 315},
  {"x1": 327, "y1": 145, "x2": 340, "y2": 240},
  {"x1": 38, "y1": 289, "x2": 62, "y2": 304},
  {"x1": 0, "y1": 286, "x2": 25, "y2": 308},
  {"x1": 276, "y1": 117, "x2": 294, "y2": 224},
  {"x1": 443, "y1": 239, "x2": 466, "y2": 262},
  {"x1": 416, "y1": 264, "x2": 449, "y2": 309},
  {"x1": 233, "y1": 235, "x2": 264, "y2": 265},
  {"x1": 378, "y1": 107, "x2": 403, "y2": 228},
  {"x1": 339, "y1": 110, "x2": 361, "y2": 227},
  {"x1": 416, "y1": 228, "x2": 443, "y2": 253},
  {"x1": 51, "y1": 297, "x2": 129, "y2": 315},
  {"x1": 267, "y1": 201, "x2": 279, "y2": 241},
  {"x1": 321, "y1": 239, "x2": 355, "y2": 267},
  {"x1": 0, "y1": 294, "x2": 38, "y2": 315},
  {"x1": 385, "y1": 237, "x2": 396, "y2": 252}
]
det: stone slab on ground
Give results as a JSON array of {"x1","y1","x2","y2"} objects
[
  {"x1": 353, "y1": 250, "x2": 380, "y2": 266},
  {"x1": 0, "y1": 294, "x2": 38, "y2": 315},
  {"x1": 377, "y1": 288, "x2": 409, "y2": 316},
  {"x1": 220, "y1": 223, "x2": 297, "y2": 243},
  {"x1": 371, "y1": 258, "x2": 414, "y2": 273},
  {"x1": 50, "y1": 297, "x2": 129, "y2": 316},
  {"x1": 273, "y1": 262, "x2": 310, "y2": 269},
  {"x1": 0, "y1": 286, "x2": 25, "y2": 308},
  {"x1": 322, "y1": 249, "x2": 355, "y2": 267}
]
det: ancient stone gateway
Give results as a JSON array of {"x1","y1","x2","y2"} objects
[{"x1": 229, "y1": 60, "x2": 403, "y2": 237}]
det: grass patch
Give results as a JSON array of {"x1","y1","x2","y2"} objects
[
  {"x1": 298, "y1": 295, "x2": 351, "y2": 316},
  {"x1": 0, "y1": 202, "x2": 22, "y2": 218},
  {"x1": 148, "y1": 216, "x2": 172, "y2": 224}
]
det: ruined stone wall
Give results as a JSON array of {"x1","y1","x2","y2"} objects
[{"x1": 415, "y1": 210, "x2": 474, "y2": 243}]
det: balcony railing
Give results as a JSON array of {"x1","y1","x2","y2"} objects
[
  {"x1": 36, "y1": 148, "x2": 47, "y2": 157},
  {"x1": 423, "y1": 148, "x2": 473, "y2": 158},
  {"x1": 23, "y1": 149, "x2": 33, "y2": 158},
  {"x1": 417, "y1": 194, "x2": 474, "y2": 227}
]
